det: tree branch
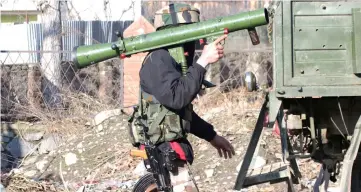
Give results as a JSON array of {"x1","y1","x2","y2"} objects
[
  {"x1": 66, "y1": 0, "x2": 81, "y2": 20},
  {"x1": 119, "y1": 0, "x2": 135, "y2": 20}
]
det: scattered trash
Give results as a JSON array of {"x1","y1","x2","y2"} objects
[
  {"x1": 74, "y1": 179, "x2": 137, "y2": 191},
  {"x1": 63, "y1": 152, "x2": 78, "y2": 166},
  {"x1": 205, "y1": 169, "x2": 214, "y2": 178}
]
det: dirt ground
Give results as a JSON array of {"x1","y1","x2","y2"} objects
[{"x1": 1, "y1": 90, "x2": 336, "y2": 192}]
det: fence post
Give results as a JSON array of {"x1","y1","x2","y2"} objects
[
  {"x1": 98, "y1": 60, "x2": 113, "y2": 105},
  {"x1": 27, "y1": 64, "x2": 43, "y2": 110}
]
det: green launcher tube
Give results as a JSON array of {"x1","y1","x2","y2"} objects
[{"x1": 73, "y1": 8, "x2": 269, "y2": 69}]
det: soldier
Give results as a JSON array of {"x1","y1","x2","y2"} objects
[{"x1": 136, "y1": 3, "x2": 235, "y2": 192}]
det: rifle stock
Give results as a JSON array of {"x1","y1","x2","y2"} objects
[{"x1": 130, "y1": 149, "x2": 148, "y2": 159}]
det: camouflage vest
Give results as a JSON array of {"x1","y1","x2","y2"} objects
[{"x1": 127, "y1": 52, "x2": 191, "y2": 147}]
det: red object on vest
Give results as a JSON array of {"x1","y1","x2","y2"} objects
[{"x1": 169, "y1": 141, "x2": 186, "y2": 160}]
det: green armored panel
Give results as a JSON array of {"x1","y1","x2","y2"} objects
[{"x1": 273, "y1": 0, "x2": 361, "y2": 98}]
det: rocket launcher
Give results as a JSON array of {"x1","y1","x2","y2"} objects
[{"x1": 72, "y1": 8, "x2": 269, "y2": 69}]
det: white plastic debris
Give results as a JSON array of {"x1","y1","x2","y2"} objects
[{"x1": 63, "y1": 152, "x2": 78, "y2": 166}]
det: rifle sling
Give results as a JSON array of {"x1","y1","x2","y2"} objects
[{"x1": 149, "y1": 106, "x2": 170, "y2": 134}]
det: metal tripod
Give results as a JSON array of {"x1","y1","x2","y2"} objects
[{"x1": 233, "y1": 91, "x2": 302, "y2": 192}]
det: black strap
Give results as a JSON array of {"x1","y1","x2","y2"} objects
[
  {"x1": 169, "y1": 3, "x2": 178, "y2": 25},
  {"x1": 138, "y1": 52, "x2": 153, "y2": 118},
  {"x1": 148, "y1": 106, "x2": 170, "y2": 135}
]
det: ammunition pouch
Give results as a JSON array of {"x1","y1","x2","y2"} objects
[
  {"x1": 127, "y1": 107, "x2": 144, "y2": 147},
  {"x1": 127, "y1": 91, "x2": 192, "y2": 147},
  {"x1": 127, "y1": 95, "x2": 191, "y2": 146}
]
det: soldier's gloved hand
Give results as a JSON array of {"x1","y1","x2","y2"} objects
[
  {"x1": 209, "y1": 134, "x2": 235, "y2": 159},
  {"x1": 197, "y1": 34, "x2": 228, "y2": 68}
]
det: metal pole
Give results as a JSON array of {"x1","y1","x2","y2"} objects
[{"x1": 339, "y1": 115, "x2": 361, "y2": 192}]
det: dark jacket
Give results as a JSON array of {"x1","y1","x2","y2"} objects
[{"x1": 139, "y1": 48, "x2": 217, "y2": 164}]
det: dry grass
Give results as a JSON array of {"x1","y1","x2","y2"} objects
[
  {"x1": 89, "y1": 150, "x2": 141, "y2": 181},
  {"x1": 47, "y1": 91, "x2": 117, "y2": 135},
  {"x1": 193, "y1": 86, "x2": 267, "y2": 117},
  {"x1": 1, "y1": 82, "x2": 269, "y2": 192},
  {"x1": 3, "y1": 90, "x2": 119, "y2": 137},
  {"x1": 3, "y1": 80, "x2": 267, "y2": 138},
  {"x1": 36, "y1": 86, "x2": 267, "y2": 137},
  {"x1": 1, "y1": 173, "x2": 64, "y2": 192}
]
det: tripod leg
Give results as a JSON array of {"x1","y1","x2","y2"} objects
[
  {"x1": 233, "y1": 97, "x2": 270, "y2": 190},
  {"x1": 313, "y1": 166, "x2": 326, "y2": 192}
]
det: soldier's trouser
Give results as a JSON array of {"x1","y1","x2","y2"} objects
[{"x1": 169, "y1": 160, "x2": 199, "y2": 192}]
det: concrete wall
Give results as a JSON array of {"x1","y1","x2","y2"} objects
[{"x1": 121, "y1": 16, "x2": 155, "y2": 107}]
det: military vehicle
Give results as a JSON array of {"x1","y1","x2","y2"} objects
[{"x1": 234, "y1": 1, "x2": 361, "y2": 191}]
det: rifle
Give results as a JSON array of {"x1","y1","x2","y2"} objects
[{"x1": 130, "y1": 106, "x2": 178, "y2": 192}]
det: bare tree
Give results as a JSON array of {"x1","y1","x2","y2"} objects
[{"x1": 38, "y1": 0, "x2": 63, "y2": 109}]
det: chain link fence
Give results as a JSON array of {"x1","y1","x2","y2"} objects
[
  {"x1": 0, "y1": 0, "x2": 275, "y2": 122},
  {"x1": 0, "y1": 0, "x2": 275, "y2": 184},
  {"x1": 1, "y1": 46, "x2": 273, "y2": 121},
  {"x1": 1, "y1": 50, "x2": 123, "y2": 121},
  {"x1": 193, "y1": 47, "x2": 273, "y2": 115}
]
